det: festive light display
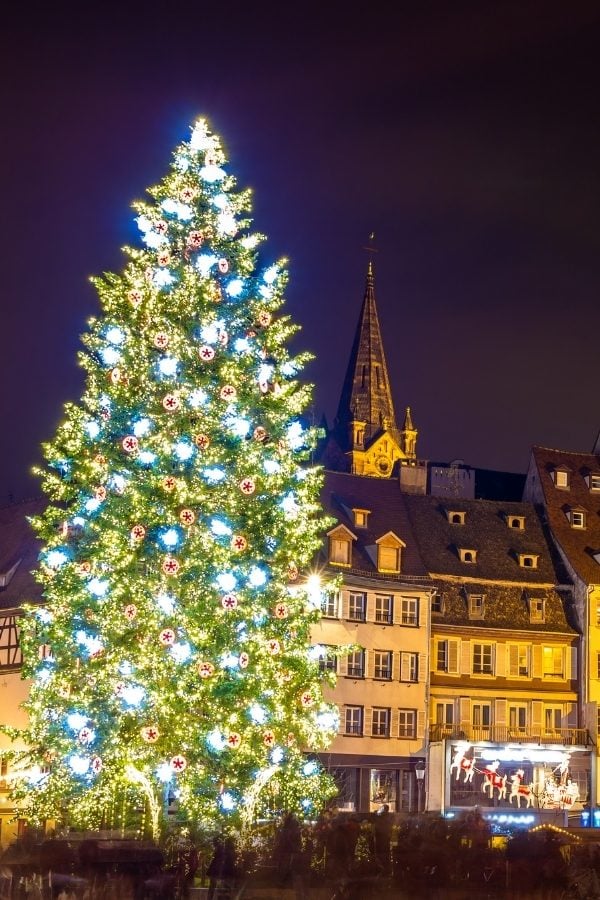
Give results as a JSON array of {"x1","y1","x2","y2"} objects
[{"x1": 9, "y1": 119, "x2": 339, "y2": 837}]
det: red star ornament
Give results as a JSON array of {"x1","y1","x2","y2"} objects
[
  {"x1": 140, "y1": 725, "x2": 160, "y2": 743},
  {"x1": 162, "y1": 475, "x2": 177, "y2": 492},
  {"x1": 199, "y1": 345, "x2": 216, "y2": 362},
  {"x1": 274, "y1": 604, "x2": 288, "y2": 619},
  {"x1": 76, "y1": 561, "x2": 91, "y2": 576},
  {"x1": 299, "y1": 691, "x2": 314, "y2": 708},
  {"x1": 124, "y1": 604, "x2": 138, "y2": 621},
  {"x1": 267, "y1": 639, "x2": 281, "y2": 655},
  {"x1": 155, "y1": 220, "x2": 168, "y2": 235},
  {"x1": 253, "y1": 426, "x2": 267, "y2": 442},
  {"x1": 257, "y1": 310, "x2": 272, "y2": 327},
  {"x1": 220, "y1": 384, "x2": 237, "y2": 401},
  {"x1": 162, "y1": 393, "x2": 180, "y2": 412},
  {"x1": 180, "y1": 186, "x2": 196, "y2": 202},
  {"x1": 221, "y1": 593, "x2": 238, "y2": 610},
  {"x1": 91, "y1": 757, "x2": 103, "y2": 774},
  {"x1": 198, "y1": 661, "x2": 215, "y2": 678},
  {"x1": 170, "y1": 755, "x2": 187, "y2": 773},
  {"x1": 239, "y1": 652, "x2": 249, "y2": 669},
  {"x1": 231, "y1": 534, "x2": 248, "y2": 552},
  {"x1": 263, "y1": 730, "x2": 275, "y2": 747},
  {"x1": 194, "y1": 433, "x2": 210, "y2": 450},
  {"x1": 227, "y1": 732, "x2": 242, "y2": 749},
  {"x1": 218, "y1": 258, "x2": 229, "y2": 273},
  {"x1": 187, "y1": 230, "x2": 203, "y2": 248},
  {"x1": 131, "y1": 524, "x2": 146, "y2": 541},
  {"x1": 122, "y1": 435, "x2": 139, "y2": 454},
  {"x1": 179, "y1": 508, "x2": 195, "y2": 526},
  {"x1": 157, "y1": 250, "x2": 170, "y2": 266},
  {"x1": 78, "y1": 727, "x2": 93, "y2": 744},
  {"x1": 159, "y1": 628, "x2": 176, "y2": 646},
  {"x1": 110, "y1": 368, "x2": 122, "y2": 385},
  {"x1": 239, "y1": 477, "x2": 256, "y2": 495},
  {"x1": 153, "y1": 331, "x2": 169, "y2": 349},
  {"x1": 95, "y1": 486, "x2": 107, "y2": 501},
  {"x1": 162, "y1": 557, "x2": 180, "y2": 576},
  {"x1": 287, "y1": 563, "x2": 299, "y2": 582}
]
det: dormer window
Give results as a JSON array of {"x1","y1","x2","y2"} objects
[
  {"x1": 553, "y1": 468, "x2": 570, "y2": 489},
  {"x1": 528, "y1": 597, "x2": 546, "y2": 623},
  {"x1": 507, "y1": 515, "x2": 525, "y2": 530},
  {"x1": 468, "y1": 594, "x2": 485, "y2": 619},
  {"x1": 589, "y1": 474, "x2": 600, "y2": 492},
  {"x1": 569, "y1": 508, "x2": 587, "y2": 529},
  {"x1": 352, "y1": 508, "x2": 370, "y2": 529},
  {"x1": 431, "y1": 592, "x2": 444, "y2": 614},
  {"x1": 375, "y1": 532, "x2": 405, "y2": 573},
  {"x1": 518, "y1": 553, "x2": 539, "y2": 569},
  {"x1": 327, "y1": 524, "x2": 356, "y2": 567},
  {"x1": 447, "y1": 510, "x2": 466, "y2": 525},
  {"x1": 458, "y1": 548, "x2": 477, "y2": 564}
]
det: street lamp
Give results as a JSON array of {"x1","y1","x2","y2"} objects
[{"x1": 415, "y1": 761, "x2": 426, "y2": 812}]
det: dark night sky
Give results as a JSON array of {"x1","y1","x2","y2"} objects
[{"x1": 2, "y1": 1, "x2": 600, "y2": 503}]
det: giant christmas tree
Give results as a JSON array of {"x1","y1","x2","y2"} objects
[{"x1": 12, "y1": 119, "x2": 338, "y2": 837}]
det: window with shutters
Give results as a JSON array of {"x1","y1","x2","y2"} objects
[
  {"x1": 375, "y1": 594, "x2": 393, "y2": 624},
  {"x1": 544, "y1": 707, "x2": 562, "y2": 733},
  {"x1": 509, "y1": 705, "x2": 527, "y2": 731},
  {"x1": 529, "y1": 598, "x2": 545, "y2": 623},
  {"x1": 431, "y1": 592, "x2": 444, "y2": 614},
  {"x1": 321, "y1": 591, "x2": 339, "y2": 618},
  {"x1": 344, "y1": 706, "x2": 363, "y2": 736},
  {"x1": 472, "y1": 703, "x2": 491, "y2": 728},
  {"x1": 346, "y1": 649, "x2": 365, "y2": 678},
  {"x1": 468, "y1": 595, "x2": 485, "y2": 619},
  {"x1": 378, "y1": 544, "x2": 400, "y2": 572},
  {"x1": 508, "y1": 644, "x2": 530, "y2": 677},
  {"x1": 348, "y1": 592, "x2": 366, "y2": 622},
  {"x1": 372, "y1": 707, "x2": 390, "y2": 737},
  {"x1": 400, "y1": 597, "x2": 419, "y2": 626},
  {"x1": 353, "y1": 508, "x2": 370, "y2": 528},
  {"x1": 437, "y1": 639, "x2": 458, "y2": 674},
  {"x1": 597, "y1": 652, "x2": 600, "y2": 680},
  {"x1": 398, "y1": 709, "x2": 416, "y2": 738},
  {"x1": 374, "y1": 650, "x2": 392, "y2": 680},
  {"x1": 400, "y1": 651, "x2": 418, "y2": 683},
  {"x1": 330, "y1": 537, "x2": 352, "y2": 566},
  {"x1": 543, "y1": 646, "x2": 564, "y2": 677},
  {"x1": 473, "y1": 643, "x2": 494, "y2": 675},
  {"x1": 318, "y1": 647, "x2": 337, "y2": 673},
  {"x1": 435, "y1": 702, "x2": 454, "y2": 725},
  {"x1": 554, "y1": 468, "x2": 570, "y2": 489}
]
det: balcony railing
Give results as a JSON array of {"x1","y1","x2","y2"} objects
[{"x1": 429, "y1": 723, "x2": 592, "y2": 746}]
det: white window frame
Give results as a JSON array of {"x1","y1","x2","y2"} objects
[
  {"x1": 374, "y1": 650, "x2": 392, "y2": 680},
  {"x1": 509, "y1": 704, "x2": 528, "y2": 731},
  {"x1": 344, "y1": 706, "x2": 363, "y2": 736},
  {"x1": 508, "y1": 644, "x2": 530, "y2": 677},
  {"x1": 372, "y1": 707, "x2": 390, "y2": 737},
  {"x1": 321, "y1": 591, "x2": 338, "y2": 618},
  {"x1": 398, "y1": 709, "x2": 416, "y2": 738},
  {"x1": 400, "y1": 651, "x2": 418, "y2": 683},
  {"x1": 468, "y1": 595, "x2": 485, "y2": 619},
  {"x1": 346, "y1": 649, "x2": 365, "y2": 679},
  {"x1": 400, "y1": 596, "x2": 419, "y2": 627},
  {"x1": 348, "y1": 592, "x2": 366, "y2": 622},
  {"x1": 542, "y1": 646, "x2": 564, "y2": 678},
  {"x1": 375, "y1": 594, "x2": 393, "y2": 624},
  {"x1": 472, "y1": 703, "x2": 492, "y2": 728},
  {"x1": 473, "y1": 643, "x2": 494, "y2": 675}
]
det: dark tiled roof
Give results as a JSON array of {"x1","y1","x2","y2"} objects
[
  {"x1": 530, "y1": 445, "x2": 600, "y2": 584},
  {"x1": 0, "y1": 497, "x2": 45, "y2": 610},
  {"x1": 320, "y1": 471, "x2": 429, "y2": 579},
  {"x1": 404, "y1": 494, "x2": 566, "y2": 584},
  {"x1": 431, "y1": 580, "x2": 577, "y2": 634}
]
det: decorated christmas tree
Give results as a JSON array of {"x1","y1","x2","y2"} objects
[{"x1": 10, "y1": 119, "x2": 338, "y2": 838}]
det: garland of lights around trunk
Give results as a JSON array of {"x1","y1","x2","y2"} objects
[{"x1": 8, "y1": 119, "x2": 340, "y2": 838}]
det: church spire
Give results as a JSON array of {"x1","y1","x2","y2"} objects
[{"x1": 334, "y1": 261, "x2": 398, "y2": 449}]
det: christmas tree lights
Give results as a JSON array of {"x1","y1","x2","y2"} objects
[{"x1": 10, "y1": 119, "x2": 339, "y2": 837}]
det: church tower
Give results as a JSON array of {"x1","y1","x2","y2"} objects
[{"x1": 323, "y1": 261, "x2": 418, "y2": 477}]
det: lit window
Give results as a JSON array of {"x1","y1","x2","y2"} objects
[
  {"x1": 431, "y1": 593, "x2": 444, "y2": 614},
  {"x1": 400, "y1": 651, "x2": 418, "y2": 683},
  {"x1": 348, "y1": 592, "x2": 366, "y2": 622},
  {"x1": 344, "y1": 706, "x2": 363, "y2": 736},
  {"x1": 542, "y1": 646, "x2": 564, "y2": 677},
  {"x1": 398, "y1": 709, "x2": 416, "y2": 738},
  {"x1": 437, "y1": 639, "x2": 458, "y2": 674},
  {"x1": 458, "y1": 548, "x2": 477, "y2": 564},
  {"x1": 321, "y1": 592, "x2": 338, "y2": 618},
  {"x1": 508, "y1": 644, "x2": 529, "y2": 677},
  {"x1": 374, "y1": 651, "x2": 392, "y2": 680},
  {"x1": 435, "y1": 702, "x2": 454, "y2": 725},
  {"x1": 473, "y1": 643, "x2": 494, "y2": 675},
  {"x1": 447, "y1": 511, "x2": 466, "y2": 525},
  {"x1": 372, "y1": 707, "x2": 390, "y2": 737},
  {"x1": 544, "y1": 708, "x2": 562, "y2": 733},
  {"x1": 346, "y1": 650, "x2": 365, "y2": 678},
  {"x1": 472, "y1": 704, "x2": 491, "y2": 728},
  {"x1": 518, "y1": 554, "x2": 539, "y2": 568},
  {"x1": 329, "y1": 537, "x2": 351, "y2": 566},
  {"x1": 554, "y1": 469, "x2": 570, "y2": 489},
  {"x1": 570, "y1": 509, "x2": 586, "y2": 529},
  {"x1": 375, "y1": 594, "x2": 393, "y2": 624},
  {"x1": 590, "y1": 474, "x2": 600, "y2": 492},
  {"x1": 400, "y1": 597, "x2": 419, "y2": 626},
  {"x1": 352, "y1": 508, "x2": 370, "y2": 528},
  {"x1": 507, "y1": 516, "x2": 525, "y2": 529},
  {"x1": 529, "y1": 598, "x2": 545, "y2": 623},
  {"x1": 468, "y1": 595, "x2": 485, "y2": 619},
  {"x1": 509, "y1": 705, "x2": 527, "y2": 731}
]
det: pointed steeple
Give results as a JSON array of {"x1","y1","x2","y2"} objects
[{"x1": 334, "y1": 262, "x2": 398, "y2": 449}]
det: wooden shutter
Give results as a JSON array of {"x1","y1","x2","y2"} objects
[
  {"x1": 389, "y1": 651, "x2": 395, "y2": 681},
  {"x1": 338, "y1": 653, "x2": 348, "y2": 677},
  {"x1": 460, "y1": 640, "x2": 470, "y2": 675},
  {"x1": 417, "y1": 710, "x2": 426, "y2": 739},
  {"x1": 338, "y1": 706, "x2": 345, "y2": 735},
  {"x1": 508, "y1": 644, "x2": 518, "y2": 677},
  {"x1": 459, "y1": 697, "x2": 471, "y2": 727},
  {"x1": 364, "y1": 707, "x2": 373, "y2": 737},
  {"x1": 418, "y1": 652, "x2": 427, "y2": 682},
  {"x1": 366, "y1": 649, "x2": 375, "y2": 679},
  {"x1": 532, "y1": 701, "x2": 543, "y2": 732},
  {"x1": 570, "y1": 646, "x2": 578, "y2": 680},
  {"x1": 391, "y1": 709, "x2": 399, "y2": 739},
  {"x1": 496, "y1": 643, "x2": 506, "y2": 677},
  {"x1": 495, "y1": 699, "x2": 507, "y2": 726},
  {"x1": 341, "y1": 590, "x2": 349, "y2": 620},
  {"x1": 400, "y1": 652, "x2": 410, "y2": 682},
  {"x1": 532, "y1": 644, "x2": 542, "y2": 678},
  {"x1": 448, "y1": 639, "x2": 459, "y2": 674}
]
